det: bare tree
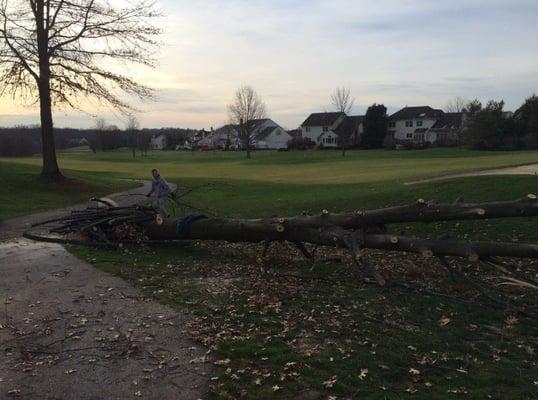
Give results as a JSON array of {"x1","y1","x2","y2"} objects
[
  {"x1": 125, "y1": 114, "x2": 140, "y2": 158},
  {"x1": 0, "y1": 0, "x2": 160, "y2": 180},
  {"x1": 228, "y1": 85, "x2": 267, "y2": 159},
  {"x1": 332, "y1": 87, "x2": 354, "y2": 114},
  {"x1": 93, "y1": 117, "x2": 108, "y2": 151},
  {"x1": 331, "y1": 87, "x2": 355, "y2": 156},
  {"x1": 94, "y1": 117, "x2": 107, "y2": 132},
  {"x1": 445, "y1": 96, "x2": 467, "y2": 113}
]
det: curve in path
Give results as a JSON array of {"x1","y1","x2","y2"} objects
[
  {"x1": 0, "y1": 180, "x2": 161, "y2": 241},
  {"x1": 405, "y1": 163, "x2": 538, "y2": 185},
  {"x1": 0, "y1": 181, "x2": 212, "y2": 400}
]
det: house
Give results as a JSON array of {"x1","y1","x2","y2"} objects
[
  {"x1": 300, "y1": 112, "x2": 364, "y2": 147},
  {"x1": 334, "y1": 115, "x2": 364, "y2": 147},
  {"x1": 150, "y1": 134, "x2": 167, "y2": 150},
  {"x1": 67, "y1": 137, "x2": 90, "y2": 148},
  {"x1": 201, "y1": 119, "x2": 291, "y2": 150},
  {"x1": 286, "y1": 129, "x2": 302, "y2": 138},
  {"x1": 300, "y1": 112, "x2": 345, "y2": 147},
  {"x1": 245, "y1": 119, "x2": 291, "y2": 149},
  {"x1": 253, "y1": 125, "x2": 290, "y2": 149},
  {"x1": 388, "y1": 106, "x2": 444, "y2": 142},
  {"x1": 211, "y1": 124, "x2": 242, "y2": 149},
  {"x1": 388, "y1": 106, "x2": 463, "y2": 145},
  {"x1": 427, "y1": 112, "x2": 463, "y2": 145}
]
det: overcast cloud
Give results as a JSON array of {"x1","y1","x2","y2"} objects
[{"x1": 1, "y1": 0, "x2": 537, "y2": 129}]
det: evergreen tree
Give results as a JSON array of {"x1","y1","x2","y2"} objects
[{"x1": 361, "y1": 104, "x2": 388, "y2": 149}]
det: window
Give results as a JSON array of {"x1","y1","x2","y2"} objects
[
  {"x1": 305, "y1": 126, "x2": 311, "y2": 132},
  {"x1": 417, "y1": 121, "x2": 423, "y2": 127},
  {"x1": 405, "y1": 121, "x2": 413, "y2": 127},
  {"x1": 406, "y1": 133, "x2": 413, "y2": 139},
  {"x1": 388, "y1": 122, "x2": 396, "y2": 128},
  {"x1": 323, "y1": 126, "x2": 329, "y2": 132}
]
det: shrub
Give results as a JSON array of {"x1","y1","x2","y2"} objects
[{"x1": 287, "y1": 136, "x2": 315, "y2": 150}]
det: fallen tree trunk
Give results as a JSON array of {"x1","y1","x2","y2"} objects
[
  {"x1": 144, "y1": 217, "x2": 538, "y2": 261},
  {"x1": 25, "y1": 195, "x2": 538, "y2": 287}
]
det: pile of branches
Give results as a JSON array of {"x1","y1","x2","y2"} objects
[
  {"x1": 26, "y1": 204, "x2": 158, "y2": 245},
  {"x1": 25, "y1": 194, "x2": 538, "y2": 288}
]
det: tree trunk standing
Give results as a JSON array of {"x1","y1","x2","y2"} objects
[
  {"x1": 37, "y1": 80, "x2": 61, "y2": 179},
  {"x1": 341, "y1": 136, "x2": 346, "y2": 157},
  {"x1": 241, "y1": 119, "x2": 251, "y2": 159},
  {"x1": 36, "y1": 0, "x2": 62, "y2": 180},
  {"x1": 131, "y1": 132, "x2": 136, "y2": 158}
]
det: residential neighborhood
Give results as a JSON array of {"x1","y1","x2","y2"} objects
[
  {"x1": 179, "y1": 105, "x2": 466, "y2": 151},
  {"x1": 3, "y1": 98, "x2": 533, "y2": 157}
]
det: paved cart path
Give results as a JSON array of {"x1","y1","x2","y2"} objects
[
  {"x1": 405, "y1": 163, "x2": 538, "y2": 185},
  {"x1": 0, "y1": 182, "x2": 212, "y2": 400}
]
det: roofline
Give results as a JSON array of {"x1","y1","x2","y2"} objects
[{"x1": 300, "y1": 112, "x2": 346, "y2": 127}]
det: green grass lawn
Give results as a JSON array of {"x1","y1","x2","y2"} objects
[
  {"x1": 0, "y1": 161, "x2": 135, "y2": 220},
  {"x1": 1, "y1": 147, "x2": 537, "y2": 221},
  {"x1": 2, "y1": 148, "x2": 538, "y2": 398},
  {"x1": 4, "y1": 147, "x2": 538, "y2": 184},
  {"x1": 71, "y1": 241, "x2": 538, "y2": 400}
]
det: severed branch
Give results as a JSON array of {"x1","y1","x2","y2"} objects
[
  {"x1": 256, "y1": 194, "x2": 538, "y2": 230},
  {"x1": 342, "y1": 229, "x2": 386, "y2": 285},
  {"x1": 293, "y1": 241, "x2": 313, "y2": 259}
]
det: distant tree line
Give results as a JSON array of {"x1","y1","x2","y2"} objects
[
  {"x1": 0, "y1": 125, "x2": 203, "y2": 157},
  {"x1": 2, "y1": 95, "x2": 537, "y2": 157}
]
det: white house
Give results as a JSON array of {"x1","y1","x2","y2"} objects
[
  {"x1": 300, "y1": 112, "x2": 364, "y2": 147},
  {"x1": 388, "y1": 106, "x2": 444, "y2": 142},
  {"x1": 244, "y1": 119, "x2": 290, "y2": 149},
  {"x1": 253, "y1": 125, "x2": 291, "y2": 149},
  {"x1": 201, "y1": 125, "x2": 242, "y2": 149},
  {"x1": 300, "y1": 112, "x2": 346, "y2": 147},
  {"x1": 204, "y1": 119, "x2": 290, "y2": 150},
  {"x1": 150, "y1": 134, "x2": 167, "y2": 150}
]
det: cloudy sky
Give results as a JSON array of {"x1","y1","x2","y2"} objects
[{"x1": 1, "y1": 0, "x2": 537, "y2": 129}]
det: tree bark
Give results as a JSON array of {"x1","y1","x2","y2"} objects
[
  {"x1": 259, "y1": 195, "x2": 538, "y2": 230},
  {"x1": 37, "y1": 79, "x2": 61, "y2": 180},
  {"x1": 143, "y1": 215, "x2": 538, "y2": 260},
  {"x1": 141, "y1": 196, "x2": 538, "y2": 258},
  {"x1": 36, "y1": 0, "x2": 62, "y2": 180}
]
